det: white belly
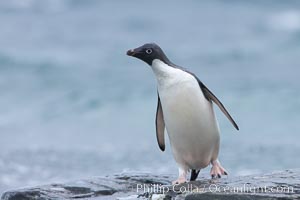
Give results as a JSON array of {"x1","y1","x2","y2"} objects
[{"x1": 153, "y1": 61, "x2": 220, "y2": 169}]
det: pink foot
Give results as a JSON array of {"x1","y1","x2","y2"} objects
[
  {"x1": 210, "y1": 160, "x2": 228, "y2": 179},
  {"x1": 172, "y1": 167, "x2": 187, "y2": 185}
]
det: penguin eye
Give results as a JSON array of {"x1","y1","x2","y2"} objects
[{"x1": 146, "y1": 49, "x2": 152, "y2": 54}]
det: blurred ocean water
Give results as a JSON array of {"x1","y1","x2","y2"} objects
[{"x1": 0, "y1": 0, "x2": 300, "y2": 193}]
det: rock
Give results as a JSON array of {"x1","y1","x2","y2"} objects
[{"x1": 1, "y1": 169, "x2": 300, "y2": 200}]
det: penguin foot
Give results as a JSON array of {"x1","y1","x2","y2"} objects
[
  {"x1": 172, "y1": 177, "x2": 187, "y2": 185},
  {"x1": 173, "y1": 167, "x2": 188, "y2": 185},
  {"x1": 210, "y1": 160, "x2": 228, "y2": 179}
]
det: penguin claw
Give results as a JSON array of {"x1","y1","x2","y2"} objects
[
  {"x1": 210, "y1": 160, "x2": 228, "y2": 179},
  {"x1": 172, "y1": 177, "x2": 187, "y2": 185}
]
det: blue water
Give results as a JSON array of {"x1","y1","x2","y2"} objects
[{"x1": 0, "y1": 0, "x2": 300, "y2": 194}]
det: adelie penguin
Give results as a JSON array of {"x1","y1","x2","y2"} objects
[{"x1": 127, "y1": 43, "x2": 239, "y2": 184}]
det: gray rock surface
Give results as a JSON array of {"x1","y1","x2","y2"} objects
[{"x1": 1, "y1": 169, "x2": 300, "y2": 200}]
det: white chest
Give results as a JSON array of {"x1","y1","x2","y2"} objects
[
  {"x1": 150, "y1": 59, "x2": 211, "y2": 126},
  {"x1": 151, "y1": 59, "x2": 196, "y2": 91}
]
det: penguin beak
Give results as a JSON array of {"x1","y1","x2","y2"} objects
[{"x1": 126, "y1": 49, "x2": 136, "y2": 56}]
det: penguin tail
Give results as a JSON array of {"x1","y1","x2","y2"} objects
[{"x1": 190, "y1": 169, "x2": 200, "y2": 181}]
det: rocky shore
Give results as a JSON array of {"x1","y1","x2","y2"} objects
[{"x1": 1, "y1": 169, "x2": 299, "y2": 200}]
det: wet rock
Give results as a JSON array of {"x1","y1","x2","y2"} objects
[{"x1": 1, "y1": 169, "x2": 300, "y2": 200}]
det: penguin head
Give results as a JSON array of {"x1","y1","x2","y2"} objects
[{"x1": 127, "y1": 43, "x2": 170, "y2": 66}]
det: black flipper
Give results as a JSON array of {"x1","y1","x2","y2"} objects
[
  {"x1": 190, "y1": 169, "x2": 200, "y2": 181},
  {"x1": 197, "y1": 79, "x2": 239, "y2": 130},
  {"x1": 156, "y1": 94, "x2": 165, "y2": 151},
  {"x1": 174, "y1": 68, "x2": 239, "y2": 131}
]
